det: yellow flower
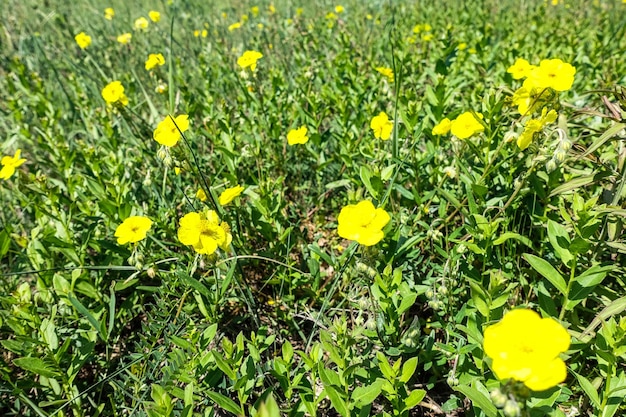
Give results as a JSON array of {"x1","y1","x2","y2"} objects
[
  {"x1": 117, "y1": 33, "x2": 132, "y2": 44},
  {"x1": 335, "y1": 5, "x2": 345, "y2": 13},
  {"x1": 296, "y1": 7, "x2": 304, "y2": 16},
  {"x1": 0, "y1": 149, "x2": 27, "y2": 180},
  {"x1": 325, "y1": 12, "x2": 338, "y2": 20},
  {"x1": 237, "y1": 50, "x2": 263, "y2": 71},
  {"x1": 375, "y1": 66, "x2": 394, "y2": 82},
  {"x1": 432, "y1": 118, "x2": 451, "y2": 135},
  {"x1": 483, "y1": 309, "x2": 570, "y2": 391},
  {"x1": 269, "y1": 4, "x2": 276, "y2": 13},
  {"x1": 422, "y1": 33, "x2": 433, "y2": 42},
  {"x1": 196, "y1": 188, "x2": 208, "y2": 202},
  {"x1": 177, "y1": 211, "x2": 232, "y2": 254},
  {"x1": 507, "y1": 58, "x2": 535, "y2": 80},
  {"x1": 104, "y1": 7, "x2": 115, "y2": 20},
  {"x1": 218, "y1": 185, "x2": 245, "y2": 206},
  {"x1": 337, "y1": 200, "x2": 390, "y2": 246},
  {"x1": 145, "y1": 53, "x2": 165, "y2": 70},
  {"x1": 450, "y1": 112, "x2": 484, "y2": 139},
  {"x1": 251, "y1": 6, "x2": 260, "y2": 16},
  {"x1": 370, "y1": 111, "x2": 393, "y2": 140},
  {"x1": 194, "y1": 30, "x2": 200, "y2": 37},
  {"x1": 153, "y1": 114, "x2": 190, "y2": 147},
  {"x1": 149, "y1": 11, "x2": 161, "y2": 22},
  {"x1": 74, "y1": 32, "x2": 91, "y2": 49},
  {"x1": 134, "y1": 17, "x2": 149, "y2": 30},
  {"x1": 201, "y1": 29, "x2": 208, "y2": 37},
  {"x1": 517, "y1": 108, "x2": 558, "y2": 150},
  {"x1": 155, "y1": 82, "x2": 167, "y2": 94},
  {"x1": 457, "y1": 42, "x2": 467, "y2": 50},
  {"x1": 114, "y1": 216, "x2": 152, "y2": 245},
  {"x1": 287, "y1": 126, "x2": 309, "y2": 145},
  {"x1": 530, "y1": 58, "x2": 576, "y2": 92},
  {"x1": 101, "y1": 81, "x2": 128, "y2": 106},
  {"x1": 228, "y1": 22, "x2": 242, "y2": 31}
]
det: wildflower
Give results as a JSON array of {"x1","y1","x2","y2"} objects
[
  {"x1": 530, "y1": 58, "x2": 576, "y2": 92},
  {"x1": 194, "y1": 30, "x2": 200, "y2": 37},
  {"x1": 335, "y1": 5, "x2": 345, "y2": 13},
  {"x1": 296, "y1": 7, "x2": 304, "y2": 16},
  {"x1": 443, "y1": 166, "x2": 457, "y2": 178},
  {"x1": 237, "y1": 50, "x2": 263, "y2": 71},
  {"x1": 457, "y1": 42, "x2": 467, "y2": 50},
  {"x1": 149, "y1": 11, "x2": 161, "y2": 22},
  {"x1": 287, "y1": 126, "x2": 309, "y2": 145},
  {"x1": 104, "y1": 7, "x2": 115, "y2": 20},
  {"x1": 422, "y1": 33, "x2": 433, "y2": 42},
  {"x1": 507, "y1": 58, "x2": 535, "y2": 80},
  {"x1": 337, "y1": 200, "x2": 390, "y2": 246},
  {"x1": 155, "y1": 82, "x2": 167, "y2": 94},
  {"x1": 375, "y1": 66, "x2": 394, "y2": 82},
  {"x1": 117, "y1": 33, "x2": 132, "y2": 44},
  {"x1": 517, "y1": 108, "x2": 557, "y2": 150},
  {"x1": 196, "y1": 188, "x2": 208, "y2": 202},
  {"x1": 145, "y1": 53, "x2": 165, "y2": 70},
  {"x1": 134, "y1": 17, "x2": 149, "y2": 30},
  {"x1": 201, "y1": 29, "x2": 208, "y2": 37},
  {"x1": 269, "y1": 4, "x2": 276, "y2": 13},
  {"x1": 114, "y1": 216, "x2": 152, "y2": 245},
  {"x1": 177, "y1": 211, "x2": 232, "y2": 255},
  {"x1": 326, "y1": 12, "x2": 338, "y2": 20},
  {"x1": 153, "y1": 114, "x2": 189, "y2": 147},
  {"x1": 251, "y1": 6, "x2": 260, "y2": 16},
  {"x1": 0, "y1": 149, "x2": 27, "y2": 180},
  {"x1": 483, "y1": 309, "x2": 570, "y2": 391},
  {"x1": 432, "y1": 118, "x2": 451, "y2": 135},
  {"x1": 228, "y1": 22, "x2": 242, "y2": 31},
  {"x1": 218, "y1": 185, "x2": 245, "y2": 206},
  {"x1": 370, "y1": 111, "x2": 393, "y2": 140},
  {"x1": 450, "y1": 112, "x2": 484, "y2": 139},
  {"x1": 74, "y1": 32, "x2": 91, "y2": 49},
  {"x1": 101, "y1": 81, "x2": 128, "y2": 106}
]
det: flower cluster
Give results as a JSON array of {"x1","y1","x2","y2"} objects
[
  {"x1": 483, "y1": 309, "x2": 570, "y2": 391},
  {"x1": 508, "y1": 58, "x2": 576, "y2": 115},
  {"x1": 177, "y1": 210, "x2": 232, "y2": 255},
  {"x1": 153, "y1": 115, "x2": 189, "y2": 147},
  {"x1": 104, "y1": 7, "x2": 114, "y2": 20},
  {"x1": 0, "y1": 149, "x2": 27, "y2": 180},
  {"x1": 337, "y1": 200, "x2": 390, "y2": 246}
]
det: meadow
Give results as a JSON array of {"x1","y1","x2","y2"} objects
[{"x1": 1, "y1": 0, "x2": 626, "y2": 416}]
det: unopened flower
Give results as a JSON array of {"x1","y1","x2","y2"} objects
[
  {"x1": 74, "y1": 32, "x2": 91, "y2": 49},
  {"x1": 218, "y1": 185, "x2": 245, "y2": 205},
  {"x1": 177, "y1": 211, "x2": 232, "y2": 254},
  {"x1": 483, "y1": 309, "x2": 570, "y2": 391},
  {"x1": 450, "y1": 112, "x2": 484, "y2": 139},
  {"x1": 153, "y1": 114, "x2": 189, "y2": 147},
  {"x1": 0, "y1": 149, "x2": 27, "y2": 180},
  {"x1": 237, "y1": 50, "x2": 263, "y2": 71},
  {"x1": 370, "y1": 111, "x2": 393, "y2": 140},
  {"x1": 196, "y1": 188, "x2": 208, "y2": 202},
  {"x1": 337, "y1": 200, "x2": 390, "y2": 246},
  {"x1": 145, "y1": 53, "x2": 165, "y2": 70},
  {"x1": 287, "y1": 126, "x2": 309, "y2": 145},
  {"x1": 114, "y1": 216, "x2": 152, "y2": 245}
]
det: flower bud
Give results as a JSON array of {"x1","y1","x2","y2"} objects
[
  {"x1": 546, "y1": 158, "x2": 558, "y2": 172},
  {"x1": 554, "y1": 149, "x2": 567, "y2": 163},
  {"x1": 489, "y1": 389, "x2": 507, "y2": 408},
  {"x1": 503, "y1": 400, "x2": 521, "y2": 417}
]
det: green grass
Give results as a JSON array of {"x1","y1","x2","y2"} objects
[{"x1": 1, "y1": 0, "x2": 626, "y2": 416}]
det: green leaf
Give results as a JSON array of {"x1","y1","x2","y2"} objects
[
  {"x1": 324, "y1": 385, "x2": 349, "y2": 417},
  {"x1": 68, "y1": 295, "x2": 107, "y2": 342},
  {"x1": 376, "y1": 351, "x2": 395, "y2": 381},
  {"x1": 179, "y1": 272, "x2": 212, "y2": 298},
  {"x1": 360, "y1": 165, "x2": 379, "y2": 199},
  {"x1": 573, "y1": 372, "x2": 600, "y2": 409},
  {"x1": 492, "y1": 232, "x2": 533, "y2": 248},
  {"x1": 582, "y1": 296, "x2": 626, "y2": 340},
  {"x1": 581, "y1": 123, "x2": 625, "y2": 158},
  {"x1": 523, "y1": 253, "x2": 568, "y2": 297},
  {"x1": 351, "y1": 379, "x2": 383, "y2": 407},
  {"x1": 212, "y1": 351, "x2": 237, "y2": 380},
  {"x1": 403, "y1": 389, "x2": 426, "y2": 411},
  {"x1": 547, "y1": 220, "x2": 573, "y2": 266},
  {"x1": 399, "y1": 357, "x2": 418, "y2": 384},
  {"x1": 13, "y1": 357, "x2": 60, "y2": 378},
  {"x1": 566, "y1": 265, "x2": 614, "y2": 309},
  {"x1": 454, "y1": 384, "x2": 497, "y2": 417},
  {"x1": 256, "y1": 392, "x2": 280, "y2": 417},
  {"x1": 206, "y1": 391, "x2": 242, "y2": 416}
]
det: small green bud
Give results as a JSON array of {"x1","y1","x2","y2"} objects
[
  {"x1": 490, "y1": 389, "x2": 507, "y2": 408},
  {"x1": 503, "y1": 400, "x2": 521, "y2": 417}
]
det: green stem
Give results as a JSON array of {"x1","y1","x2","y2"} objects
[{"x1": 559, "y1": 255, "x2": 577, "y2": 320}]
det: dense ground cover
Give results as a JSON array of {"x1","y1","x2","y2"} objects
[{"x1": 1, "y1": 0, "x2": 626, "y2": 416}]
